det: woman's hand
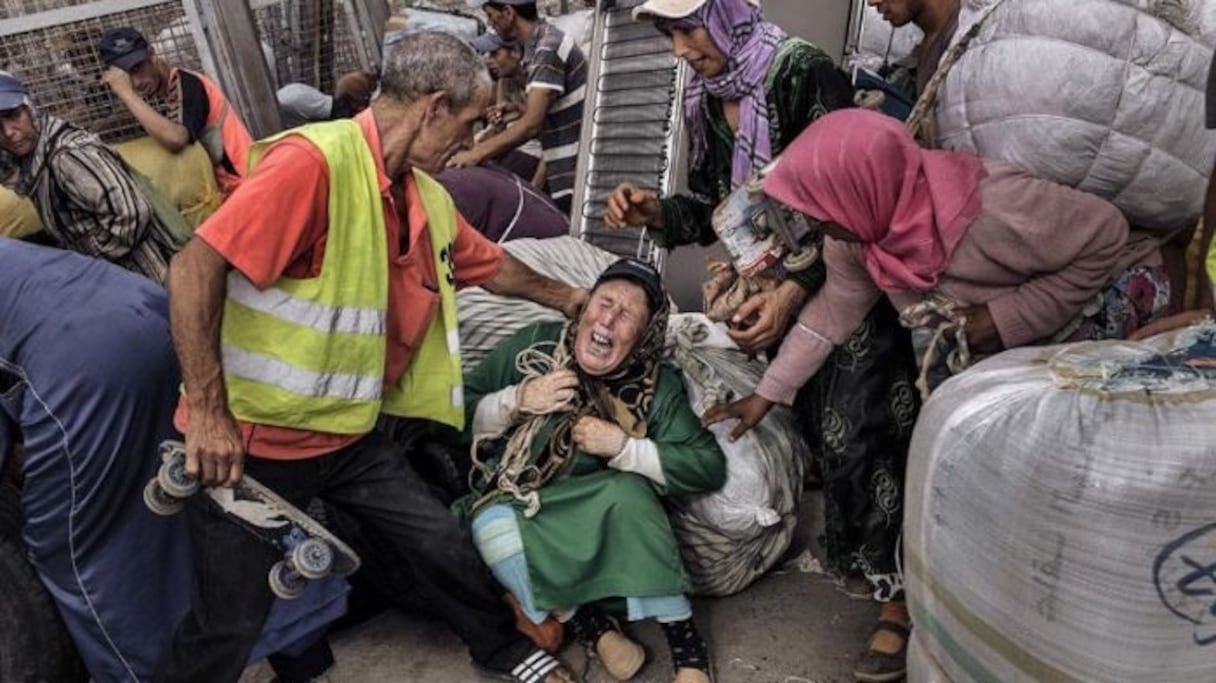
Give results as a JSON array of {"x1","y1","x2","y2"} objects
[
  {"x1": 962, "y1": 304, "x2": 1003, "y2": 355},
  {"x1": 572, "y1": 416, "x2": 628, "y2": 458},
  {"x1": 1128, "y1": 309, "x2": 1212, "y2": 341},
  {"x1": 727, "y1": 281, "x2": 808, "y2": 352},
  {"x1": 701, "y1": 393, "x2": 774, "y2": 441},
  {"x1": 517, "y1": 369, "x2": 579, "y2": 415},
  {"x1": 604, "y1": 182, "x2": 661, "y2": 229}
]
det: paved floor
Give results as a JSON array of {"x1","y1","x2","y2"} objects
[{"x1": 240, "y1": 493, "x2": 881, "y2": 683}]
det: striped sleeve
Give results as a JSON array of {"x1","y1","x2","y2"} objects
[{"x1": 50, "y1": 144, "x2": 153, "y2": 260}]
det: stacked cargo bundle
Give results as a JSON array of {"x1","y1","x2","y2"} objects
[{"x1": 906, "y1": 324, "x2": 1216, "y2": 682}]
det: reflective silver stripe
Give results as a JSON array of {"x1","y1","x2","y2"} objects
[
  {"x1": 223, "y1": 344, "x2": 382, "y2": 401},
  {"x1": 228, "y1": 273, "x2": 385, "y2": 336}
]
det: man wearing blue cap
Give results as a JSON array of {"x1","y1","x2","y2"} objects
[
  {"x1": 98, "y1": 26, "x2": 254, "y2": 197},
  {"x1": 448, "y1": 1, "x2": 586, "y2": 215},
  {"x1": 0, "y1": 70, "x2": 180, "y2": 281}
]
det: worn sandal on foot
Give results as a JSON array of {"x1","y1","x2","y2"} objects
[
  {"x1": 477, "y1": 650, "x2": 581, "y2": 683},
  {"x1": 853, "y1": 619, "x2": 910, "y2": 683}
]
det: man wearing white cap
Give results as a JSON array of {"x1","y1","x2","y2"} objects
[{"x1": 449, "y1": 0, "x2": 586, "y2": 215}]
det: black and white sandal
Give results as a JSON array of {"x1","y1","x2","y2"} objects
[{"x1": 478, "y1": 649, "x2": 577, "y2": 683}]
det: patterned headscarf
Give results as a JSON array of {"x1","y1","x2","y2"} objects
[
  {"x1": 544, "y1": 289, "x2": 671, "y2": 463},
  {"x1": 9, "y1": 105, "x2": 64, "y2": 197},
  {"x1": 763, "y1": 109, "x2": 986, "y2": 293},
  {"x1": 474, "y1": 276, "x2": 670, "y2": 513},
  {"x1": 684, "y1": 0, "x2": 786, "y2": 188}
]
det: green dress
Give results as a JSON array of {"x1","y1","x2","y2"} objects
[{"x1": 458, "y1": 322, "x2": 726, "y2": 611}]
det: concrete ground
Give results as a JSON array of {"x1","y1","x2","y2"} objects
[{"x1": 240, "y1": 492, "x2": 881, "y2": 683}]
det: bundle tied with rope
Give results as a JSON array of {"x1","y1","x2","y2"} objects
[{"x1": 468, "y1": 296, "x2": 671, "y2": 519}]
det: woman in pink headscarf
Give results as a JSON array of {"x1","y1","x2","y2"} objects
[{"x1": 706, "y1": 108, "x2": 1168, "y2": 427}]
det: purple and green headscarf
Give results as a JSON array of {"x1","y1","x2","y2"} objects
[{"x1": 683, "y1": 0, "x2": 786, "y2": 188}]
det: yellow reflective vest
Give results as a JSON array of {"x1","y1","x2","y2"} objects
[{"x1": 220, "y1": 119, "x2": 465, "y2": 434}]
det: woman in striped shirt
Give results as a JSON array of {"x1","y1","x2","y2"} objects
[{"x1": 0, "y1": 70, "x2": 181, "y2": 283}]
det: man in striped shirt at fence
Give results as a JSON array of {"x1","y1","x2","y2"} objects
[{"x1": 451, "y1": 1, "x2": 586, "y2": 215}]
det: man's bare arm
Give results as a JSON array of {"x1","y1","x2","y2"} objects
[
  {"x1": 104, "y1": 67, "x2": 190, "y2": 152},
  {"x1": 167, "y1": 239, "x2": 245, "y2": 486},
  {"x1": 481, "y1": 250, "x2": 587, "y2": 318}
]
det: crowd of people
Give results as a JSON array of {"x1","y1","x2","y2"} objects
[{"x1": 0, "y1": 0, "x2": 1212, "y2": 682}]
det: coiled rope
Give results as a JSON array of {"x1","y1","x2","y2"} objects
[
  {"x1": 898, "y1": 294, "x2": 974, "y2": 400},
  {"x1": 469, "y1": 335, "x2": 580, "y2": 518}
]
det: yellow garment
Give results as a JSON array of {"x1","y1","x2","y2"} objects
[
  {"x1": 222, "y1": 120, "x2": 389, "y2": 435},
  {"x1": 1204, "y1": 219, "x2": 1216, "y2": 304},
  {"x1": 382, "y1": 169, "x2": 466, "y2": 430},
  {"x1": 0, "y1": 138, "x2": 220, "y2": 239},
  {"x1": 221, "y1": 120, "x2": 465, "y2": 434},
  {"x1": 0, "y1": 189, "x2": 40, "y2": 238},
  {"x1": 113, "y1": 138, "x2": 222, "y2": 228}
]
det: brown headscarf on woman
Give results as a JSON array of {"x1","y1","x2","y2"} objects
[{"x1": 478, "y1": 259, "x2": 671, "y2": 511}]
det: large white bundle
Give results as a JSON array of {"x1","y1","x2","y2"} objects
[
  {"x1": 907, "y1": 632, "x2": 953, "y2": 683},
  {"x1": 458, "y1": 237, "x2": 808, "y2": 596},
  {"x1": 905, "y1": 324, "x2": 1216, "y2": 683},
  {"x1": 935, "y1": 0, "x2": 1216, "y2": 232}
]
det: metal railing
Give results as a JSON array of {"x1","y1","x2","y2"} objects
[{"x1": 568, "y1": 0, "x2": 686, "y2": 267}]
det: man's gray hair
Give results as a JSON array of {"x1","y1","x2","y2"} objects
[{"x1": 380, "y1": 31, "x2": 492, "y2": 111}]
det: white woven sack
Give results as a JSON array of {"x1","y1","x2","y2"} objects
[
  {"x1": 936, "y1": 0, "x2": 1216, "y2": 232},
  {"x1": 908, "y1": 631, "x2": 955, "y2": 683},
  {"x1": 906, "y1": 323, "x2": 1216, "y2": 683},
  {"x1": 458, "y1": 237, "x2": 808, "y2": 596}
]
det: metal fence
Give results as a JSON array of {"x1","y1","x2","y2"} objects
[
  {"x1": 0, "y1": 0, "x2": 207, "y2": 142},
  {"x1": 569, "y1": 0, "x2": 684, "y2": 266},
  {"x1": 249, "y1": 0, "x2": 373, "y2": 95}
]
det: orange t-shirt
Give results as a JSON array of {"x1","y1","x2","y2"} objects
[{"x1": 174, "y1": 109, "x2": 504, "y2": 459}]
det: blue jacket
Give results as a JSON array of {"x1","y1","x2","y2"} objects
[{"x1": 0, "y1": 239, "x2": 344, "y2": 682}]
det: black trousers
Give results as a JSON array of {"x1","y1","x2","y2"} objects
[
  {"x1": 794, "y1": 296, "x2": 919, "y2": 600},
  {"x1": 152, "y1": 429, "x2": 531, "y2": 683}
]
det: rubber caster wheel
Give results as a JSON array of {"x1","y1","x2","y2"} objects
[
  {"x1": 143, "y1": 479, "x2": 184, "y2": 516},
  {"x1": 269, "y1": 560, "x2": 307, "y2": 600},
  {"x1": 291, "y1": 538, "x2": 333, "y2": 580},
  {"x1": 157, "y1": 459, "x2": 198, "y2": 499}
]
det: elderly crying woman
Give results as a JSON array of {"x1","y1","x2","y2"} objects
[
  {"x1": 458, "y1": 258, "x2": 726, "y2": 683},
  {"x1": 706, "y1": 108, "x2": 1169, "y2": 431}
]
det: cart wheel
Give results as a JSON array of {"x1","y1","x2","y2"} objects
[
  {"x1": 143, "y1": 479, "x2": 183, "y2": 516},
  {"x1": 782, "y1": 247, "x2": 819, "y2": 273},
  {"x1": 291, "y1": 538, "x2": 333, "y2": 580},
  {"x1": 156, "y1": 458, "x2": 198, "y2": 499},
  {"x1": 269, "y1": 560, "x2": 307, "y2": 600}
]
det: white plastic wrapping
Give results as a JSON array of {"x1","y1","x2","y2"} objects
[
  {"x1": 906, "y1": 324, "x2": 1216, "y2": 683},
  {"x1": 935, "y1": 0, "x2": 1216, "y2": 232},
  {"x1": 908, "y1": 631, "x2": 954, "y2": 683},
  {"x1": 457, "y1": 237, "x2": 808, "y2": 595}
]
